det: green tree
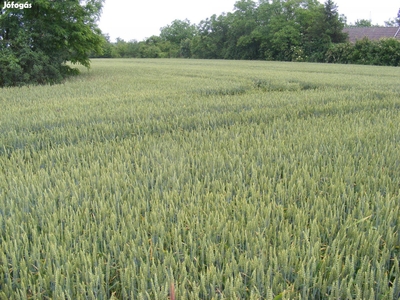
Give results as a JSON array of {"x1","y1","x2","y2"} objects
[
  {"x1": 98, "y1": 34, "x2": 113, "y2": 58},
  {"x1": 224, "y1": 0, "x2": 260, "y2": 59},
  {"x1": 354, "y1": 19, "x2": 373, "y2": 27},
  {"x1": 180, "y1": 38, "x2": 192, "y2": 58},
  {"x1": 303, "y1": 0, "x2": 346, "y2": 61},
  {"x1": 139, "y1": 36, "x2": 162, "y2": 58},
  {"x1": 160, "y1": 19, "x2": 197, "y2": 46},
  {"x1": 191, "y1": 14, "x2": 229, "y2": 59},
  {"x1": 323, "y1": 0, "x2": 347, "y2": 43},
  {"x1": 296, "y1": 0, "x2": 327, "y2": 60},
  {"x1": 264, "y1": 0, "x2": 311, "y2": 61},
  {"x1": 0, "y1": 0, "x2": 104, "y2": 87},
  {"x1": 126, "y1": 40, "x2": 140, "y2": 58},
  {"x1": 114, "y1": 38, "x2": 128, "y2": 58}
]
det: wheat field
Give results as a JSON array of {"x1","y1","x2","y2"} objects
[{"x1": 0, "y1": 59, "x2": 399, "y2": 299}]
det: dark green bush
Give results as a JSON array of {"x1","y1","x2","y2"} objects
[
  {"x1": 324, "y1": 38, "x2": 400, "y2": 67},
  {"x1": 377, "y1": 38, "x2": 400, "y2": 66},
  {"x1": 325, "y1": 42, "x2": 353, "y2": 64},
  {"x1": 0, "y1": 45, "x2": 77, "y2": 87},
  {"x1": 351, "y1": 38, "x2": 378, "y2": 65},
  {"x1": 0, "y1": 48, "x2": 23, "y2": 87}
]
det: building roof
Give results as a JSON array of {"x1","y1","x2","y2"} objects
[{"x1": 344, "y1": 27, "x2": 400, "y2": 43}]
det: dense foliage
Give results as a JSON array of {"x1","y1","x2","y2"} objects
[
  {"x1": 326, "y1": 38, "x2": 400, "y2": 66},
  {"x1": 97, "y1": 0, "x2": 400, "y2": 67},
  {"x1": 0, "y1": 0, "x2": 104, "y2": 87},
  {"x1": 96, "y1": 0, "x2": 348, "y2": 62},
  {"x1": 1, "y1": 59, "x2": 400, "y2": 299}
]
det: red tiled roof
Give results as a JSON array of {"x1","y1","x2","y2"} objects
[{"x1": 344, "y1": 27, "x2": 400, "y2": 43}]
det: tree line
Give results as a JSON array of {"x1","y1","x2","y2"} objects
[
  {"x1": 98, "y1": 0, "x2": 347, "y2": 62},
  {"x1": 1, "y1": 0, "x2": 400, "y2": 87},
  {"x1": 95, "y1": 0, "x2": 400, "y2": 66}
]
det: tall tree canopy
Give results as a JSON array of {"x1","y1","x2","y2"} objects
[
  {"x1": 0, "y1": 0, "x2": 104, "y2": 87},
  {"x1": 160, "y1": 19, "x2": 197, "y2": 45}
]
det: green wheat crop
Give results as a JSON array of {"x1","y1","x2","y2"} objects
[{"x1": 0, "y1": 59, "x2": 399, "y2": 299}]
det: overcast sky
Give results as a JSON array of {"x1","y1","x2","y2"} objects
[{"x1": 98, "y1": 0, "x2": 400, "y2": 42}]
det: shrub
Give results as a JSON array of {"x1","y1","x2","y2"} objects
[
  {"x1": 351, "y1": 38, "x2": 379, "y2": 65},
  {"x1": 376, "y1": 38, "x2": 400, "y2": 66},
  {"x1": 0, "y1": 45, "x2": 71, "y2": 87},
  {"x1": 325, "y1": 42, "x2": 353, "y2": 64},
  {"x1": 324, "y1": 38, "x2": 400, "y2": 66}
]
